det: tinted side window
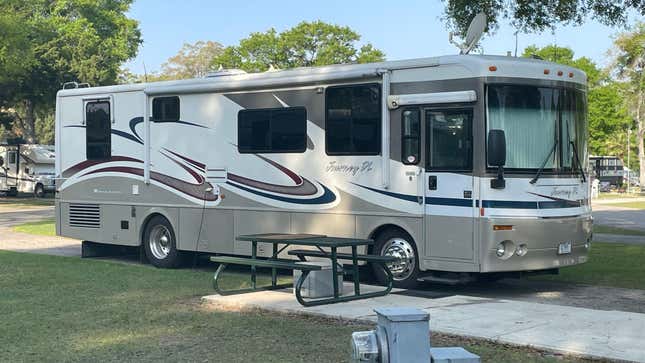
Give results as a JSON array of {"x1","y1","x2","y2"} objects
[
  {"x1": 152, "y1": 96, "x2": 180, "y2": 121},
  {"x1": 401, "y1": 109, "x2": 420, "y2": 164},
  {"x1": 86, "y1": 101, "x2": 111, "y2": 160},
  {"x1": 326, "y1": 84, "x2": 381, "y2": 155},
  {"x1": 238, "y1": 107, "x2": 307, "y2": 153},
  {"x1": 426, "y1": 109, "x2": 472, "y2": 170}
]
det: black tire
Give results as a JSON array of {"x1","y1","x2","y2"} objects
[
  {"x1": 371, "y1": 228, "x2": 420, "y2": 289},
  {"x1": 7, "y1": 188, "x2": 18, "y2": 197},
  {"x1": 34, "y1": 184, "x2": 45, "y2": 198},
  {"x1": 142, "y1": 215, "x2": 184, "y2": 268}
]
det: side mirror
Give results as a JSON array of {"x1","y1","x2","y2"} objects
[{"x1": 487, "y1": 129, "x2": 506, "y2": 189}]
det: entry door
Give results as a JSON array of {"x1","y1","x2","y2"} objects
[
  {"x1": 6, "y1": 150, "x2": 17, "y2": 187},
  {"x1": 423, "y1": 108, "x2": 475, "y2": 260}
]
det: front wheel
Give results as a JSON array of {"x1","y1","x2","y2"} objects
[
  {"x1": 34, "y1": 184, "x2": 45, "y2": 198},
  {"x1": 371, "y1": 229, "x2": 420, "y2": 289},
  {"x1": 143, "y1": 215, "x2": 184, "y2": 268}
]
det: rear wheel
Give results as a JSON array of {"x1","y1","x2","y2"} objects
[
  {"x1": 34, "y1": 184, "x2": 45, "y2": 198},
  {"x1": 143, "y1": 215, "x2": 184, "y2": 268},
  {"x1": 372, "y1": 229, "x2": 420, "y2": 289}
]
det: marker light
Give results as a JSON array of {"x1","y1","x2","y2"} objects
[
  {"x1": 544, "y1": 69, "x2": 550, "y2": 75},
  {"x1": 493, "y1": 225, "x2": 513, "y2": 231},
  {"x1": 489, "y1": 66, "x2": 497, "y2": 71},
  {"x1": 568, "y1": 72, "x2": 574, "y2": 78},
  {"x1": 557, "y1": 70, "x2": 563, "y2": 76}
]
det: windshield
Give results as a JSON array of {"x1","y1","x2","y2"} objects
[{"x1": 487, "y1": 84, "x2": 587, "y2": 171}]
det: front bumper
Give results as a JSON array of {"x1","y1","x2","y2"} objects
[{"x1": 480, "y1": 214, "x2": 592, "y2": 273}]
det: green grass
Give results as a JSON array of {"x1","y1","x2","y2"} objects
[
  {"x1": 596, "y1": 192, "x2": 641, "y2": 200},
  {"x1": 534, "y1": 242, "x2": 645, "y2": 290},
  {"x1": 11, "y1": 218, "x2": 55, "y2": 236},
  {"x1": 0, "y1": 195, "x2": 54, "y2": 207},
  {"x1": 609, "y1": 201, "x2": 645, "y2": 209},
  {"x1": 593, "y1": 224, "x2": 645, "y2": 236},
  {"x1": 0, "y1": 251, "x2": 595, "y2": 363}
]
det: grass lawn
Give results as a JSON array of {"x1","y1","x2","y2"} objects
[
  {"x1": 0, "y1": 195, "x2": 54, "y2": 207},
  {"x1": 11, "y1": 218, "x2": 55, "y2": 236},
  {"x1": 593, "y1": 224, "x2": 645, "y2": 236},
  {"x1": 608, "y1": 201, "x2": 645, "y2": 209},
  {"x1": 596, "y1": 192, "x2": 641, "y2": 200},
  {"x1": 534, "y1": 242, "x2": 645, "y2": 290},
  {"x1": 0, "y1": 251, "x2": 597, "y2": 363}
]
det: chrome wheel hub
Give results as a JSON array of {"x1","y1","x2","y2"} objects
[
  {"x1": 381, "y1": 238, "x2": 416, "y2": 281},
  {"x1": 149, "y1": 225, "x2": 172, "y2": 260}
]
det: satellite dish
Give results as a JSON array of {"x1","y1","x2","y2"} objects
[
  {"x1": 463, "y1": 13, "x2": 487, "y2": 54},
  {"x1": 449, "y1": 12, "x2": 487, "y2": 55}
]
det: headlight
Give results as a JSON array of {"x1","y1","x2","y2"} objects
[
  {"x1": 515, "y1": 244, "x2": 528, "y2": 256},
  {"x1": 496, "y1": 240, "x2": 516, "y2": 259},
  {"x1": 496, "y1": 243, "x2": 506, "y2": 257}
]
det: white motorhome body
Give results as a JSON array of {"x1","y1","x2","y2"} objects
[
  {"x1": 55, "y1": 55, "x2": 592, "y2": 285},
  {"x1": 0, "y1": 144, "x2": 56, "y2": 197}
]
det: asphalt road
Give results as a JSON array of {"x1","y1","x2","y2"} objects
[{"x1": 2, "y1": 205, "x2": 645, "y2": 315}]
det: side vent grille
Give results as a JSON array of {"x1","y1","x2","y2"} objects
[{"x1": 69, "y1": 204, "x2": 101, "y2": 228}]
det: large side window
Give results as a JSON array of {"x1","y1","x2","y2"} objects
[
  {"x1": 401, "y1": 109, "x2": 420, "y2": 164},
  {"x1": 325, "y1": 84, "x2": 381, "y2": 155},
  {"x1": 152, "y1": 96, "x2": 180, "y2": 121},
  {"x1": 86, "y1": 101, "x2": 111, "y2": 160},
  {"x1": 426, "y1": 109, "x2": 473, "y2": 171},
  {"x1": 238, "y1": 107, "x2": 307, "y2": 153}
]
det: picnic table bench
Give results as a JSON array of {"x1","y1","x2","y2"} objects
[{"x1": 210, "y1": 233, "x2": 398, "y2": 306}]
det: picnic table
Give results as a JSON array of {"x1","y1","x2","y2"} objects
[{"x1": 210, "y1": 233, "x2": 397, "y2": 306}]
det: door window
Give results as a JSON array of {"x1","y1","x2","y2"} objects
[
  {"x1": 425, "y1": 109, "x2": 473, "y2": 171},
  {"x1": 7, "y1": 151, "x2": 17, "y2": 164},
  {"x1": 86, "y1": 101, "x2": 111, "y2": 160}
]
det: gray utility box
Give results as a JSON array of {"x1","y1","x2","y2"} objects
[
  {"x1": 375, "y1": 307, "x2": 431, "y2": 363},
  {"x1": 293, "y1": 261, "x2": 343, "y2": 298}
]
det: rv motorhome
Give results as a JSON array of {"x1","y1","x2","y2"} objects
[
  {"x1": 0, "y1": 143, "x2": 56, "y2": 197},
  {"x1": 55, "y1": 55, "x2": 592, "y2": 287}
]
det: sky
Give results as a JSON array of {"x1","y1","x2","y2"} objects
[{"x1": 124, "y1": 0, "x2": 642, "y2": 74}]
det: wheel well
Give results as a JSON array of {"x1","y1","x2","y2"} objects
[{"x1": 368, "y1": 224, "x2": 416, "y2": 253}]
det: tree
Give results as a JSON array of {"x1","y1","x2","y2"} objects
[
  {"x1": 160, "y1": 41, "x2": 224, "y2": 79},
  {"x1": 611, "y1": 23, "x2": 645, "y2": 188},
  {"x1": 522, "y1": 45, "x2": 634, "y2": 168},
  {"x1": 212, "y1": 21, "x2": 385, "y2": 72},
  {"x1": 443, "y1": 0, "x2": 645, "y2": 37},
  {"x1": 0, "y1": 0, "x2": 141, "y2": 143}
]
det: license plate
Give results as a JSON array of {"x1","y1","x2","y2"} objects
[{"x1": 558, "y1": 242, "x2": 572, "y2": 255}]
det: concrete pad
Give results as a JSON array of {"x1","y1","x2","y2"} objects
[{"x1": 203, "y1": 283, "x2": 645, "y2": 362}]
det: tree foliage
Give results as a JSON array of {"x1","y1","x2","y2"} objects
[
  {"x1": 160, "y1": 41, "x2": 224, "y2": 79},
  {"x1": 212, "y1": 21, "x2": 385, "y2": 72},
  {"x1": 0, "y1": 0, "x2": 141, "y2": 143},
  {"x1": 444, "y1": 0, "x2": 645, "y2": 36},
  {"x1": 610, "y1": 22, "x2": 644, "y2": 186}
]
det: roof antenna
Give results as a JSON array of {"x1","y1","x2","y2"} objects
[
  {"x1": 514, "y1": 29, "x2": 519, "y2": 57},
  {"x1": 449, "y1": 12, "x2": 487, "y2": 55},
  {"x1": 142, "y1": 60, "x2": 148, "y2": 83}
]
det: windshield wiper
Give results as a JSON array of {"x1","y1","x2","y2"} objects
[
  {"x1": 570, "y1": 140, "x2": 586, "y2": 183},
  {"x1": 530, "y1": 139, "x2": 557, "y2": 184}
]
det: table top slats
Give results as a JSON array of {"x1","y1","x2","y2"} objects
[{"x1": 236, "y1": 233, "x2": 373, "y2": 247}]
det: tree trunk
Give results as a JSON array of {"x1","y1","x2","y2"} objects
[
  {"x1": 637, "y1": 82, "x2": 644, "y2": 192},
  {"x1": 22, "y1": 99, "x2": 36, "y2": 143}
]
